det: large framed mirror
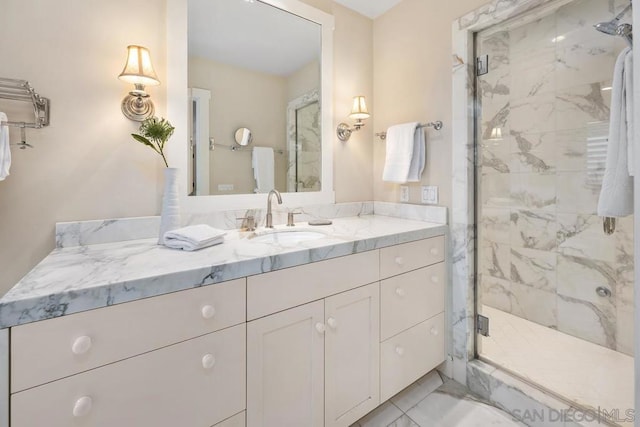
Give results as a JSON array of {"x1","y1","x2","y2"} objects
[{"x1": 167, "y1": 0, "x2": 335, "y2": 211}]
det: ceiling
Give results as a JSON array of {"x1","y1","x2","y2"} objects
[{"x1": 333, "y1": 0, "x2": 403, "y2": 19}]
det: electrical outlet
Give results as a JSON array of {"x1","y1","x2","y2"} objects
[
  {"x1": 421, "y1": 186, "x2": 438, "y2": 204},
  {"x1": 218, "y1": 184, "x2": 234, "y2": 191},
  {"x1": 400, "y1": 186, "x2": 409, "y2": 202}
]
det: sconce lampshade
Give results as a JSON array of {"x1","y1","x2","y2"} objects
[
  {"x1": 349, "y1": 96, "x2": 370, "y2": 120},
  {"x1": 118, "y1": 45, "x2": 160, "y2": 87}
]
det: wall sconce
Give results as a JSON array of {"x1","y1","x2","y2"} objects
[
  {"x1": 118, "y1": 45, "x2": 160, "y2": 121},
  {"x1": 336, "y1": 96, "x2": 370, "y2": 141}
]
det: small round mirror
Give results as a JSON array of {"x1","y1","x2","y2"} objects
[{"x1": 234, "y1": 127, "x2": 253, "y2": 146}]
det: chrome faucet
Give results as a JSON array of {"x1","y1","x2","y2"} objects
[{"x1": 266, "y1": 189, "x2": 283, "y2": 228}]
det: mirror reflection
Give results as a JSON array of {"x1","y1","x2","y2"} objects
[{"x1": 188, "y1": 0, "x2": 322, "y2": 196}]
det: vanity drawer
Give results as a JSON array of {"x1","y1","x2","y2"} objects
[
  {"x1": 380, "y1": 313, "x2": 445, "y2": 402},
  {"x1": 11, "y1": 278, "x2": 246, "y2": 392},
  {"x1": 380, "y1": 263, "x2": 445, "y2": 341},
  {"x1": 247, "y1": 250, "x2": 379, "y2": 320},
  {"x1": 379, "y1": 236, "x2": 445, "y2": 279},
  {"x1": 11, "y1": 324, "x2": 246, "y2": 427}
]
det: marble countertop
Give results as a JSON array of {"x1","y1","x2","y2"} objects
[{"x1": 0, "y1": 215, "x2": 447, "y2": 329}]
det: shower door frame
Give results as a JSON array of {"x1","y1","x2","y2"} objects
[{"x1": 450, "y1": 0, "x2": 640, "y2": 408}]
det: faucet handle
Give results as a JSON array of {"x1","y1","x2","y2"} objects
[
  {"x1": 236, "y1": 215, "x2": 256, "y2": 231},
  {"x1": 287, "y1": 211, "x2": 302, "y2": 227}
]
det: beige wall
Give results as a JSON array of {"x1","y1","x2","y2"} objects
[
  {"x1": 372, "y1": 0, "x2": 488, "y2": 207},
  {"x1": 332, "y1": 3, "x2": 374, "y2": 203},
  {"x1": 0, "y1": 0, "x2": 167, "y2": 294},
  {"x1": 0, "y1": 0, "x2": 374, "y2": 295},
  {"x1": 287, "y1": 60, "x2": 320, "y2": 101},
  {"x1": 189, "y1": 57, "x2": 288, "y2": 194}
]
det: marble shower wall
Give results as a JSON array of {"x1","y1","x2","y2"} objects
[{"x1": 477, "y1": 0, "x2": 633, "y2": 355}]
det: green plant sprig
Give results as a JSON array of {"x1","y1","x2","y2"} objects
[{"x1": 131, "y1": 117, "x2": 175, "y2": 168}]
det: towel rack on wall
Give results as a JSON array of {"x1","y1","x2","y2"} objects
[
  {"x1": 375, "y1": 121, "x2": 443, "y2": 140},
  {"x1": 209, "y1": 139, "x2": 285, "y2": 155},
  {"x1": 0, "y1": 77, "x2": 50, "y2": 130}
]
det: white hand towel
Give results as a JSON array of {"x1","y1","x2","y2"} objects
[
  {"x1": 252, "y1": 147, "x2": 275, "y2": 193},
  {"x1": 382, "y1": 122, "x2": 425, "y2": 183},
  {"x1": 625, "y1": 50, "x2": 634, "y2": 176},
  {"x1": 0, "y1": 112, "x2": 11, "y2": 181},
  {"x1": 597, "y1": 47, "x2": 634, "y2": 217},
  {"x1": 164, "y1": 224, "x2": 226, "y2": 251}
]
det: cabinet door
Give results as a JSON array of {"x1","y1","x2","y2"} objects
[
  {"x1": 247, "y1": 300, "x2": 325, "y2": 427},
  {"x1": 325, "y1": 283, "x2": 380, "y2": 427}
]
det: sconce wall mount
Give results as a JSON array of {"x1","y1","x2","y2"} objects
[
  {"x1": 337, "y1": 95, "x2": 369, "y2": 142},
  {"x1": 118, "y1": 45, "x2": 160, "y2": 122}
]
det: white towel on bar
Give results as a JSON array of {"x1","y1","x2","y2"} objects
[
  {"x1": 0, "y1": 112, "x2": 10, "y2": 181},
  {"x1": 252, "y1": 146, "x2": 275, "y2": 193},
  {"x1": 597, "y1": 47, "x2": 634, "y2": 217},
  {"x1": 625, "y1": 50, "x2": 634, "y2": 176},
  {"x1": 164, "y1": 224, "x2": 226, "y2": 251},
  {"x1": 382, "y1": 122, "x2": 425, "y2": 183}
]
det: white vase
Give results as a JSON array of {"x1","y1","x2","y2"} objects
[{"x1": 158, "y1": 167, "x2": 181, "y2": 244}]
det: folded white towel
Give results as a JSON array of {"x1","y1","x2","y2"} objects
[
  {"x1": 597, "y1": 47, "x2": 634, "y2": 217},
  {"x1": 164, "y1": 224, "x2": 226, "y2": 251},
  {"x1": 252, "y1": 147, "x2": 275, "y2": 193},
  {"x1": 0, "y1": 112, "x2": 10, "y2": 181},
  {"x1": 382, "y1": 122, "x2": 425, "y2": 183}
]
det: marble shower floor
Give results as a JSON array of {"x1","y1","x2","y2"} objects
[
  {"x1": 352, "y1": 372, "x2": 524, "y2": 427},
  {"x1": 480, "y1": 305, "x2": 634, "y2": 427}
]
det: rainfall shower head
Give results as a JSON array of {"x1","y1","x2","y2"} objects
[{"x1": 594, "y1": 3, "x2": 632, "y2": 35}]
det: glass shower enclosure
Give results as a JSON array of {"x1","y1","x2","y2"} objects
[{"x1": 475, "y1": 0, "x2": 634, "y2": 424}]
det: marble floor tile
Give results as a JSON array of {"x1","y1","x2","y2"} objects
[
  {"x1": 480, "y1": 305, "x2": 633, "y2": 426},
  {"x1": 354, "y1": 401, "x2": 403, "y2": 427},
  {"x1": 387, "y1": 414, "x2": 420, "y2": 427},
  {"x1": 391, "y1": 371, "x2": 444, "y2": 413},
  {"x1": 406, "y1": 380, "x2": 524, "y2": 427}
]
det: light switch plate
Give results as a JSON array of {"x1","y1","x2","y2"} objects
[
  {"x1": 421, "y1": 186, "x2": 438, "y2": 204},
  {"x1": 400, "y1": 186, "x2": 409, "y2": 202}
]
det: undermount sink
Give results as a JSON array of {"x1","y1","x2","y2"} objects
[{"x1": 250, "y1": 229, "x2": 327, "y2": 244}]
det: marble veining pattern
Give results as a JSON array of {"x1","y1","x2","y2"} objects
[
  {"x1": 0, "y1": 215, "x2": 446, "y2": 329},
  {"x1": 475, "y1": 0, "x2": 633, "y2": 354},
  {"x1": 452, "y1": 0, "x2": 634, "y2": 416},
  {"x1": 55, "y1": 201, "x2": 449, "y2": 249},
  {"x1": 353, "y1": 372, "x2": 523, "y2": 427}
]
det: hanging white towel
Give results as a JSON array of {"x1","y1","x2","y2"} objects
[
  {"x1": 597, "y1": 47, "x2": 633, "y2": 217},
  {"x1": 0, "y1": 112, "x2": 10, "y2": 181},
  {"x1": 382, "y1": 122, "x2": 425, "y2": 183},
  {"x1": 625, "y1": 50, "x2": 634, "y2": 176},
  {"x1": 164, "y1": 224, "x2": 226, "y2": 251},
  {"x1": 252, "y1": 147, "x2": 275, "y2": 193}
]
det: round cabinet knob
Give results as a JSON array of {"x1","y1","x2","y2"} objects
[
  {"x1": 71, "y1": 336, "x2": 92, "y2": 355},
  {"x1": 430, "y1": 327, "x2": 439, "y2": 336},
  {"x1": 73, "y1": 396, "x2": 93, "y2": 417},
  {"x1": 327, "y1": 317, "x2": 338, "y2": 329},
  {"x1": 315, "y1": 323, "x2": 326, "y2": 334},
  {"x1": 202, "y1": 354, "x2": 216, "y2": 369},
  {"x1": 395, "y1": 346, "x2": 405, "y2": 356},
  {"x1": 201, "y1": 305, "x2": 216, "y2": 319},
  {"x1": 431, "y1": 275, "x2": 439, "y2": 283},
  {"x1": 394, "y1": 256, "x2": 404, "y2": 266},
  {"x1": 430, "y1": 247, "x2": 439, "y2": 256},
  {"x1": 395, "y1": 287, "x2": 406, "y2": 297}
]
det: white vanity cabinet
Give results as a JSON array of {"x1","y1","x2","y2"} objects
[
  {"x1": 379, "y1": 236, "x2": 446, "y2": 401},
  {"x1": 9, "y1": 278, "x2": 248, "y2": 427},
  {"x1": 4, "y1": 232, "x2": 447, "y2": 427},
  {"x1": 246, "y1": 253, "x2": 381, "y2": 427}
]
